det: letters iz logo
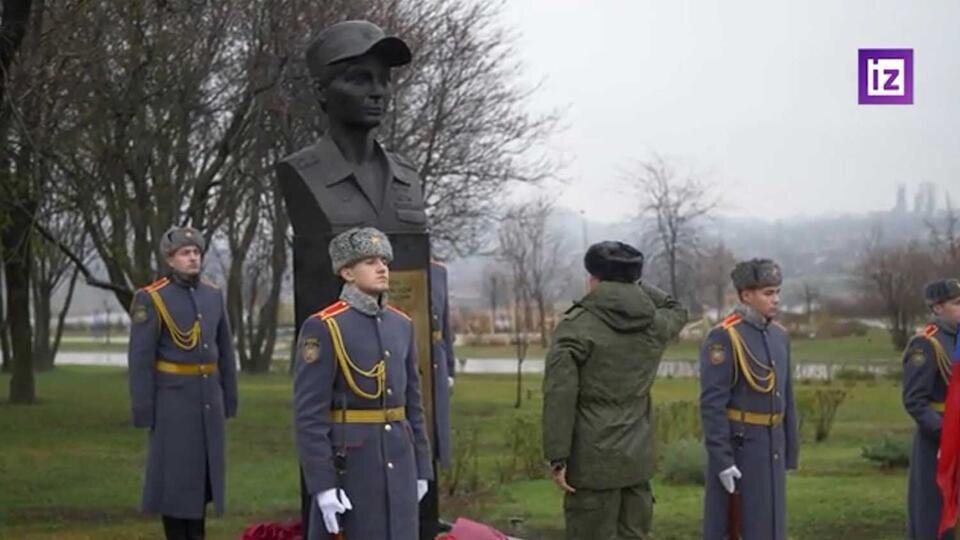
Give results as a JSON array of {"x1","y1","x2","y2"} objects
[{"x1": 858, "y1": 49, "x2": 913, "y2": 105}]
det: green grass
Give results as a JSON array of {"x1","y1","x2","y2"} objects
[
  {"x1": 458, "y1": 329, "x2": 902, "y2": 365},
  {"x1": 0, "y1": 366, "x2": 915, "y2": 539}
]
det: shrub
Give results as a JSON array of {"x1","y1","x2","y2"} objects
[
  {"x1": 653, "y1": 400, "x2": 701, "y2": 451},
  {"x1": 496, "y1": 414, "x2": 544, "y2": 482},
  {"x1": 834, "y1": 367, "x2": 876, "y2": 382},
  {"x1": 659, "y1": 438, "x2": 706, "y2": 485},
  {"x1": 796, "y1": 388, "x2": 847, "y2": 442},
  {"x1": 862, "y1": 435, "x2": 911, "y2": 469},
  {"x1": 817, "y1": 318, "x2": 870, "y2": 338},
  {"x1": 442, "y1": 427, "x2": 484, "y2": 495}
]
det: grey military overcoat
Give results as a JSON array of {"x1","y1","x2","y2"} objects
[
  {"x1": 128, "y1": 275, "x2": 238, "y2": 519},
  {"x1": 430, "y1": 261, "x2": 455, "y2": 466},
  {"x1": 699, "y1": 308, "x2": 798, "y2": 540},
  {"x1": 294, "y1": 300, "x2": 433, "y2": 540}
]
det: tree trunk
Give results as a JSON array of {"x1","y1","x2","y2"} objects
[
  {"x1": 249, "y1": 190, "x2": 288, "y2": 374},
  {"x1": 225, "y1": 257, "x2": 248, "y2": 371},
  {"x1": 515, "y1": 353, "x2": 523, "y2": 409},
  {"x1": 3, "y1": 200, "x2": 36, "y2": 403},
  {"x1": 31, "y1": 279, "x2": 52, "y2": 371},
  {"x1": 536, "y1": 293, "x2": 548, "y2": 348},
  {"x1": 0, "y1": 263, "x2": 11, "y2": 373},
  {"x1": 513, "y1": 296, "x2": 528, "y2": 409},
  {"x1": 48, "y1": 266, "x2": 80, "y2": 366},
  {"x1": 668, "y1": 250, "x2": 679, "y2": 299},
  {"x1": 488, "y1": 280, "x2": 498, "y2": 334}
]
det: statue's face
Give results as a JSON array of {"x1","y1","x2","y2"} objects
[{"x1": 321, "y1": 55, "x2": 391, "y2": 129}]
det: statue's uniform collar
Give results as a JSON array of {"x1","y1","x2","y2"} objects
[{"x1": 313, "y1": 136, "x2": 412, "y2": 188}]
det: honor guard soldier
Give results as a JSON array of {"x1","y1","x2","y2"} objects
[
  {"x1": 293, "y1": 227, "x2": 433, "y2": 539},
  {"x1": 127, "y1": 226, "x2": 239, "y2": 540},
  {"x1": 276, "y1": 20, "x2": 440, "y2": 534},
  {"x1": 699, "y1": 258, "x2": 798, "y2": 540},
  {"x1": 542, "y1": 241, "x2": 688, "y2": 540},
  {"x1": 430, "y1": 258, "x2": 455, "y2": 467},
  {"x1": 903, "y1": 279, "x2": 960, "y2": 540}
]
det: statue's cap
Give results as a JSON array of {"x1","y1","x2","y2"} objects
[{"x1": 306, "y1": 20, "x2": 411, "y2": 79}]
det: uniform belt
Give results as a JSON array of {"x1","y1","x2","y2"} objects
[
  {"x1": 726, "y1": 408, "x2": 783, "y2": 426},
  {"x1": 432, "y1": 330, "x2": 442, "y2": 342},
  {"x1": 329, "y1": 406, "x2": 405, "y2": 423},
  {"x1": 155, "y1": 359, "x2": 217, "y2": 375},
  {"x1": 931, "y1": 401, "x2": 946, "y2": 412}
]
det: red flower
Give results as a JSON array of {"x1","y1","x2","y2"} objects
[{"x1": 239, "y1": 521, "x2": 302, "y2": 540}]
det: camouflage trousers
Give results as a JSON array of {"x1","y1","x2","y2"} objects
[{"x1": 563, "y1": 482, "x2": 653, "y2": 540}]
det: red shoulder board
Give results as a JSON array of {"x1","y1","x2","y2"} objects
[
  {"x1": 140, "y1": 277, "x2": 169, "y2": 293},
  {"x1": 720, "y1": 313, "x2": 741, "y2": 329},
  {"x1": 386, "y1": 304, "x2": 412, "y2": 321},
  {"x1": 921, "y1": 324, "x2": 938, "y2": 338},
  {"x1": 312, "y1": 300, "x2": 349, "y2": 320},
  {"x1": 430, "y1": 258, "x2": 446, "y2": 268}
]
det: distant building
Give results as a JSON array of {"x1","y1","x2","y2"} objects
[
  {"x1": 894, "y1": 184, "x2": 907, "y2": 214},
  {"x1": 913, "y1": 182, "x2": 937, "y2": 214}
]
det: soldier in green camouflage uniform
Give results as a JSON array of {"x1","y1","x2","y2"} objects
[{"x1": 542, "y1": 241, "x2": 688, "y2": 540}]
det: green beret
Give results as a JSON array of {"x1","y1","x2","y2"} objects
[
  {"x1": 731, "y1": 258, "x2": 782, "y2": 291},
  {"x1": 159, "y1": 226, "x2": 205, "y2": 256},
  {"x1": 329, "y1": 227, "x2": 393, "y2": 273}
]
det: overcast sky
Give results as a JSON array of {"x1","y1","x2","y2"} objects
[{"x1": 499, "y1": 0, "x2": 960, "y2": 222}]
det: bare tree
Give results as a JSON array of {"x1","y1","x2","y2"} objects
[
  {"x1": 697, "y1": 239, "x2": 736, "y2": 321},
  {"x1": 498, "y1": 205, "x2": 533, "y2": 409},
  {"x1": 0, "y1": 0, "x2": 563, "y2": 390},
  {"x1": 801, "y1": 281, "x2": 820, "y2": 337},
  {"x1": 0, "y1": 260, "x2": 10, "y2": 373},
  {"x1": 927, "y1": 195, "x2": 960, "y2": 274},
  {"x1": 30, "y1": 204, "x2": 87, "y2": 371},
  {"x1": 856, "y1": 230, "x2": 935, "y2": 350},
  {"x1": 1, "y1": 0, "x2": 37, "y2": 402},
  {"x1": 524, "y1": 198, "x2": 564, "y2": 347},
  {"x1": 380, "y1": 0, "x2": 560, "y2": 255},
  {"x1": 481, "y1": 264, "x2": 508, "y2": 334},
  {"x1": 630, "y1": 154, "x2": 718, "y2": 299}
]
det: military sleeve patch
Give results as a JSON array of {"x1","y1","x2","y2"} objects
[
  {"x1": 709, "y1": 343, "x2": 727, "y2": 365},
  {"x1": 301, "y1": 338, "x2": 321, "y2": 364},
  {"x1": 910, "y1": 347, "x2": 926, "y2": 366},
  {"x1": 132, "y1": 303, "x2": 149, "y2": 324}
]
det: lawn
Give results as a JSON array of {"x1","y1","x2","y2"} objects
[
  {"x1": 457, "y1": 328, "x2": 902, "y2": 365},
  {"x1": 0, "y1": 365, "x2": 915, "y2": 539}
]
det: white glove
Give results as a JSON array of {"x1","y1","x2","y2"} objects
[
  {"x1": 316, "y1": 488, "x2": 353, "y2": 533},
  {"x1": 719, "y1": 465, "x2": 742, "y2": 494},
  {"x1": 447, "y1": 377, "x2": 455, "y2": 389},
  {"x1": 417, "y1": 479, "x2": 429, "y2": 502}
]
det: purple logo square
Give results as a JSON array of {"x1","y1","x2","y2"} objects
[{"x1": 858, "y1": 49, "x2": 913, "y2": 105}]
